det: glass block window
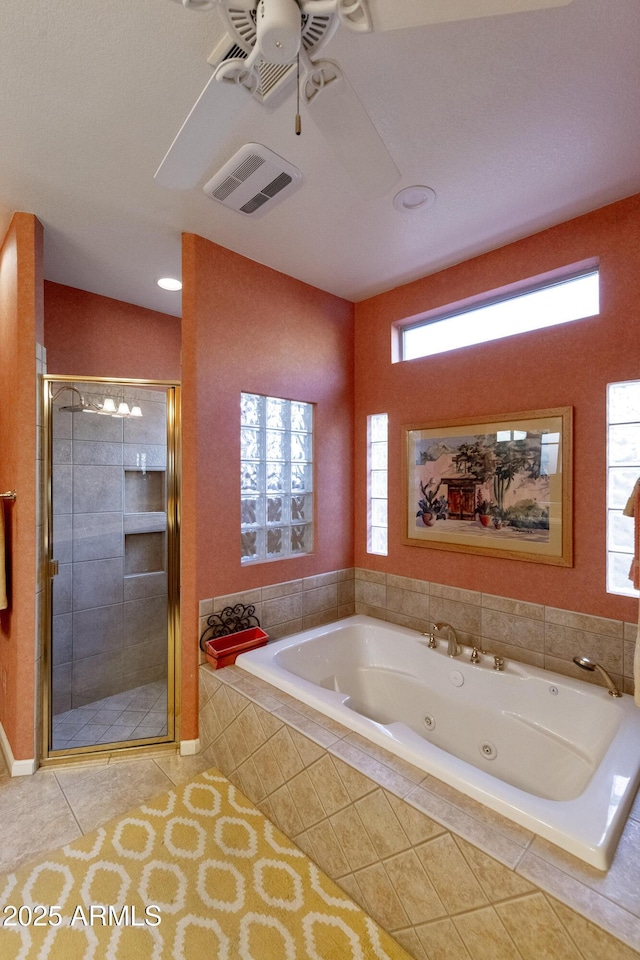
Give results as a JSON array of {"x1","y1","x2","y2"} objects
[
  {"x1": 241, "y1": 393, "x2": 313, "y2": 565},
  {"x1": 607, "y1": 380, "x2": 640, "y2": 597},
  {"x1": 368, "y1": 413, "x2": 388, "y2": 555}
]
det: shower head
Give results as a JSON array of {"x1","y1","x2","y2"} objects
[
  {"x1": 58, "y1": 402, "x2": 89, "y2": 413},
  {"x1": 573, "y1": 656, "x2": 597, "y2": 671},
  {"x1": 572, "y1": 656, "x2": 622, "y2": 697},
  {"x1": 53, "y1": 385, "x2": 98, "y2": 414}
]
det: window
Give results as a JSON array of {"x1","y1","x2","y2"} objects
[
  {"x1": 240, "y1": 393, "x2": 313, "y2": 564},
  {"x1": 367, "y1": 413, "x2": 388, "y2": 555},
  {"x1": 400, "y1": 269, "x2": 599, "y2": 362},
  {"x1": 607, "y1": 381, "x2": 640, "y2": 597}
]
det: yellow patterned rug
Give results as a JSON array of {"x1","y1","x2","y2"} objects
[{"x1": 0, "y1": 768, "x2": 413, "y2": 959}]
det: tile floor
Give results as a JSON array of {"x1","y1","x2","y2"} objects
[
  {"x1": 51, "y1": 680, "x2": 167, "y2": 750},
  {"x1": 0, "y1": 746, "x2": 213, "y2": 877}
]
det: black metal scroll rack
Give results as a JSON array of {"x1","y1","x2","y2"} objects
[{"x1": 199, "y1": 602, "x2": 263, "y2": 652}]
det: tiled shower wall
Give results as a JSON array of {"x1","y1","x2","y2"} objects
[
  {"x1": 34, "y1": 345, "x2": 47, "y2": 758},
  {"x1": 51, "y1": 387, "x2": 168, "y2": 713},
  {"x1": 199, "y1": 566, "x2": 637, "y2": 696}
]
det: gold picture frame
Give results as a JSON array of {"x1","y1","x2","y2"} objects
[{"x1": 403, "y1": 407, "x2": 573, "y2": 565}]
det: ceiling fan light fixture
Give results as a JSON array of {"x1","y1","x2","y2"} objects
[
  {"x1": 255, "y1": 0, "x2": 302, "y2": 65},
  {"x1": 393, "y1": 185, "x2": 436, "y2": 214}
]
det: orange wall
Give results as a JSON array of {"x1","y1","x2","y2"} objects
[
  {"x1": 354, "y1": 194, "x2": 640, "y2": 624},
  {"x1": 0, "y1": 214, "x2": 42, "y2": 761},
  {"x1": 38, "y1": 196, "x2": 640, "y2": 748},
  {"x1": 43, "y1": 258, "x2": 353, "y2": 747},
  {"x1": 44, "y1": 281, "x2": 181, "y2": 380},
  {"x1": 181, "y1": 234, "x2": 355, "y2": 739}
]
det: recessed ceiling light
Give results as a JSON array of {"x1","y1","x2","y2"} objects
[
  {"x1": 156, "y1": 277, "x2": 182, "y2": 291},
  {"x1": 393, "y1": 186, "x2": 436, "y2": 214}
]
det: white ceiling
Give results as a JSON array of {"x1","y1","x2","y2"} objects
[{"x1": 1, "y1": 0, "x2": 639, "y2": 318}]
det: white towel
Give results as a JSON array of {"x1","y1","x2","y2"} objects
[
  {"x1": 0, "y1": 501, "x2": 7, "y2": 611},
  {"x1": 623, "y1": 480, "x2": 640, "y2": 706}
]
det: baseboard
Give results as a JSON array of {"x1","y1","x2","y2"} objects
[
  {"x1": 0, "y1": 721, "x2": 36, "y2": 777},
  {"x1": 179, "y1": 738, "x2": 200, "y2": 756}
]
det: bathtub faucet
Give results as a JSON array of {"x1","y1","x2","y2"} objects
[
  {"x1": 434, "y1": 622, "x2": 460, "y2": 657},
  {"x1": 420, "y1": 623, "x2": 438, "y2": 648}
]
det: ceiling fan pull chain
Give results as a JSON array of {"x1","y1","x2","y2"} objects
[{"x1": 295, "y1": 51, "x2": 302, "y2": 135}]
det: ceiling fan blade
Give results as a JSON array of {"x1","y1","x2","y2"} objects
[
  {"x1": 154, "y1": 69, "x2": 251, "y2": 190},
  {"x1": 365, "y1": 0, "x2": 573, "y2": 33},
  {"x1": 302, "y1": 59, "x2": 400, "y2": 198}
]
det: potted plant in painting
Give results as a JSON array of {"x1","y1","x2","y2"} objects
[
  {"x1": 417, "y1": 479, "x2": 445, "y2": 526},
  {"x1": 476, "y1": 495, "x2": 495, "y2": 527},
  {"x1": 492, "y1": 508, "x2": 506, "y2": 530}
]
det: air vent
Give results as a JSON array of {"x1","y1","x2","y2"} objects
[
  {"x1": 203, "y1": 144, "x2": 302, "y2": 218},
  {"x1": 222, "y1": 43, "x2": 248, "y2": 62},
  {"x1": 207, "y1": 34, "x2": 249, "y2": 69},
  {"x1": 257, "y1": 60, "x2": 295, "y2": 99}
]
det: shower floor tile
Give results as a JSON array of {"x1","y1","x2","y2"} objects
[{"x1": 51, "y1": 680, "x2": 167, "y2": 750}]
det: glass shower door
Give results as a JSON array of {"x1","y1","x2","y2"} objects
[{"x1": 46, "y1": 378, "x2": 178, "y2": 755}]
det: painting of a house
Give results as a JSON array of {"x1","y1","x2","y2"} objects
[{"x1": 406, "y1": 410, "x2": 571, "y2": 564}]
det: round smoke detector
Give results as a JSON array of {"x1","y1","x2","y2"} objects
[{"x1": 393, "y1": 185, "x2": 436, "y2": 214}]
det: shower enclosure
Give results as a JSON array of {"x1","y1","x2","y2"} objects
[{"x1": 42, "y1": 377, "x2": 180, "y2": 757}]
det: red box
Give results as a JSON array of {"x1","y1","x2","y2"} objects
[{"x1": 204, "y1": 627, "x2": 268, "y2": 669}]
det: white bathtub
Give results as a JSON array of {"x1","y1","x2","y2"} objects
[{"x1": 238, "y1": 615, "x2": 640, "y2": 869}]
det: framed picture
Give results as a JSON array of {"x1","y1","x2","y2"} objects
[{"x1": 403, "y1": 407, "x2": 573, "y2": 565}]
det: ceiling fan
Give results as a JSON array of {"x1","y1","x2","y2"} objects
[{"x1": 155, "y1": 0, "x2": 573, "y2": 199}]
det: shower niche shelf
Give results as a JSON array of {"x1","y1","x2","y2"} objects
[
  {"x1": 124, "y1": 513, "x2": 166, "y2": 535},
  {"x1": 124, "y1": 531, "x2": 166, "y2": 575},
  {"x1": 124, "y1": 469, "x2": 165, "y2": 514},
  {"x1": 123, "y1": 468, "x2": 167, "y2": 578}
]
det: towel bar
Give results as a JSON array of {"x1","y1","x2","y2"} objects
[{"x1": 0, "y1": 491, "x2": 16, "y2": 501}]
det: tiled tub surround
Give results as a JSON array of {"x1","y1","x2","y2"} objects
[
  {"x1": 196, "y1": 567, "x2": 640, "y2": 957},
  {"x1": 199, "y1": 567, "x2": 637, "y2": 696},
  {"x1": 198, "y1": 662, "x2": 640, "y2": 960},
  {"x1": 238, "y1": 615, "x2": 640, "y2": 870},
  {"x1": 198, "y1": 568, "x2": 356, "y2": 658},
  {"x1": 51, "y1": 386, "x2": 169, "y2": 714},
  {"x1": 352, "y1": 569, "x2": 638, "y2": 698}
]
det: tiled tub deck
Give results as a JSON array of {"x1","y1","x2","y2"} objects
[{"x1": 199, "y1": 661, "x2": 640, "y2": 960}]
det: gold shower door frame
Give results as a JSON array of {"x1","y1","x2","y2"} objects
[{"x1": 40, "y1": 376, "x2": 181, "y2": 763}]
